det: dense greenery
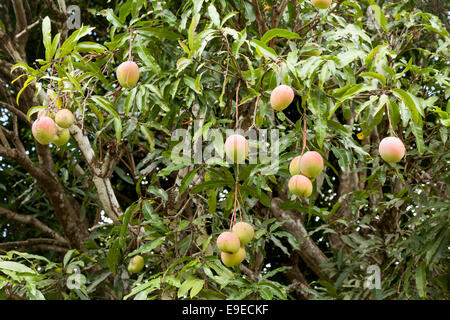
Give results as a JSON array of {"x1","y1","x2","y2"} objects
[{"x1": 0, "y1": 0, "x2": 448, "y2": 300}]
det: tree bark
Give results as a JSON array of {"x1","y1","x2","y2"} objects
[{"x1": 269, "y1": 197, "x2": 331, "y2": 281}]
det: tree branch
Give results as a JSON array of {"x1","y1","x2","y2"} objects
[
  {"x1": 248, "y1": 0, "x2": 269, "y2": 37},
  {"x1": 0, "y1": 126, "x2": 11, "y2": 149},
  {"x1": 269, "y1": 197, "x2": 331, "y2": 281},
  {"x1": 70, "y1": 124, "x2": 122, "y2": 222},
  {"x1": 69, "y1": 124, "x2": 98, "y2": 174},
  {"x1": 43, "y1": 0, "x2": 68, "y2": 21},
  {"x1": 0, "y1": 207, "x2": 69, "y2": 244},
  {"x1": 31, "y1": 244, "x2": 69, "y2": 253},
  {"x1": 0, "y1": 101, "x2": 28, "y2": 123},
  {"x1": 0, "y1": 25, "x2": 24, "y2": 62},
  {"x1": 0, "y1": 238, "x2": 69, "y2": 248},
  {"x1": 12, "y1": 0, "x2": 29, "y2": 49},
  {"x1": 15, "y1": 18, "x2": 43, "y2": 41},
  {"x1": 271, "y1": 0, "x2": 289, "y2": 30}
]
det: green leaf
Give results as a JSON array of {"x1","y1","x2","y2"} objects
[
  {"x1": 270, "y1": 235, "x2": 290, "y2": 256},
  {"x1": 136, "y1": 40, "x2": 161, "y2": 73},
  {"x1": 98, "y1": 9, "x2": 123, "y2": 28},
  {"x1": 191, "y1": 180, "x2": 233, "y2": 194},
  {"x1": 415, "y1": 262, "x2": 426, "y2": 299},
  {"x1": 42, "y1": 17, "x2": 52, "y2": 60},
  {"x1": 178, "y1": 278, "x2": 195, "y2": 298},
  {"x1": 75, "y1": 42, "x2": 107, "y2": 53},
  {"x1": 329, "y1": 84, "x2": 373, "y2": 119},
  {"x1": 391, "y1": 89, "x2": 422, "y2": 124},
  {"x1": 410, "y1": 116, "x2": 425, "y2": 155},
  {"x1": 403, "y1": 259, "x2": 414, "y2": 297},
  {"x1": 113, "y1": 165, "x2": 134, "y2": 184},
  {"x1": 26, "y1": 106, "x2": 46, "y2": 122},
  {"x1": 63, "y1": 249, "x2": 76, "y2": 267},
  {"x1": 355, "y1": 95, "x2": 378, "y2": 115},
  {"x1": 127, "y1": 238, "x2": 165, "y2": 258},
  {"x1": 124, "y1": 87, "x2": 137, "y2": 114},
  {"x1": 49, "y1": 33, "x2": 61, "y2": 60},
  {"x1": 178, "y1": 39, "x2": 190, "y2": 55},
  {"x1": 0, "y1": 261, "x2": 36, "y2": 274},
  {"x1": 179, "y1": 168, "x2": 199, "y2": 194},
  {"x1": 251, "y1": 40, "x2": 278, "y2": 61},
  {"x1": 259, "y1": 286, "x2": 273, "y2": 300},
  {"x1": 147, "y1": 185, "x2": 168, "y2": 201},
  {"x1": 370, "y1": 3, "x2": 388, "y2": 32},
  {"x1": 207, "y1": 189, "x2": 216, "y2": 214},
  {"x1": 309, "y1": 89, "x2": 328, "y2": 147},
  {"x1": 365, "y1": 45, "x2": 383, "y2": 69},
  {"x1": 240, "y1": 184, "x2": 271, "y2": 207},
  {"x1": 207, "y1": 3, "x2": 220, "y2": 27},
  {"x1": 57, "y1": 26, "x2": 95, "y2": 59},
  {"x1": 374, "y1": 93, "x2": 389, "y2": 116},
  {"x1": 91, "y1": 95, "x2": 120, "y2": 118},
  {"x1": 140, "y1": 125, "x2": 155, "y2": 152},
  {"x1": 188, "y1": 13, "x2": 200, "y2": 55},
  {"x1": 221, "y1": 12, "x2": 238, "y2": 27},
  {"x1": 177, "y1": 57, "x2": 192, "y2": 72},
  {"x1": 114, "y1": 117, "x2": 122, "y2": 142},
  {"x1": 194, "y1": 73, "x2": 203, "y2": 94},
  {"x1": 119, "y1": 202, "x2": 139, "y2": 251},
  {"x1": 16, "y1": 76, "x2": 35, "y2": 105},
  {"x1": 260, "y1": 28, "x2": 301, "y2": 44},
  {"x1": 425, "y1": 228, "x2": 447, "y2": 266},
  {"x1": 360, "y1": 72, "x2": 386, "y2": 86},
  {"x1": 175, "y1": 220, "x2": 190, "y2": 232},
  {"x1": 124, "y1": 277, "x2": 161, "y2": 300},
  {"x1": 138, "y1": 27, "x2": 180, "y2": 41},
  {"x1": 189, "y1": 279, "x2": 204, "y2": 298},
  {"x1": 261, "y1": 266, "x2": 292, "y2": 281}
]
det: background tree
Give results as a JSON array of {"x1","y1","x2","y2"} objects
[{"x1": 0, "y1": 0, "x2": 448, "y2": 300}]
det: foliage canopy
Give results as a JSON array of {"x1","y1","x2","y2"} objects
[{"x1": 0, "y1": 0, "x2": 448, "y2": 300}]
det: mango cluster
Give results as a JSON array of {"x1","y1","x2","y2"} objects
[
  {"x1": 216, "y1": 222, "x2": 254, "y2": 268},
  {"x1": 288, "y1": 151, "x2": 324, "y2": 198},
  {"x1": 32, "y1": 94, "x2": 74, "y2": 147}
]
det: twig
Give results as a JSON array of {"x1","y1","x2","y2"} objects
[
  {"x1": 15, "y1": 18, "x2": 42, "y2": 40},
  {"x1": 249, "y1": 95, "x2": 261, "y2": 130},
  {"x1": 222, "y1": 31, "x2": 243, "y2": 80},
  {"x1": 0, "y1": 238, "x2": 69, "y2": 248},
  {"x1": 0, "y1": 101, "x2": 28, "y2": 123},
  {"x1": 301, "y1": 113, "x2": 307, "y2": 156},
  {"x1": 235, "y1": 80, "x2": 241, "y2": 130},
  {"x1": 385, "y1": 101, "x2": 394, "y2": 136}
]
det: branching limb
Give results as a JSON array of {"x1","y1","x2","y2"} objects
[
  {"x1": 15, "y1": 18, "x2": 43, "y2": 41},
  {"x1": 269, "y1": 197, "x2": 331, "y2": 281},
  {"x1": 271, "y1": 0, "x2": 289, "y2": 30},
  {"x1": 0, "y1": 101, "x2": 28, "y2": 123},
  {"x1": 70, "y1": 124, "x2": 122, "y2": 222},
  {"x1": 0, "y1": 207, "x2": 69, "y2": 245},
  {"x1": 0, "y1": 27, "x2": 24, "y2": 62},
  {"x1": 248, "y1": 0, "x2": 269, "y2": 37},
  {"x1": 0, "y1": 126, "x2": 11, "y2": 149},
  {"x1": 12, "y1": 0, "x2": 29, "y2": 49},
  {"x1": 43, "y1": 0, "x2": 68, "y2": 21},
  {"x1": 0, "y1": 238, "x2": 69, "y2": 248},
  {"x1": 31, "y1": 244, "x2": 69, "y2": 253},
  {"x1": 239, "y1": 264, "x2": 261, "y2": 282},
  {"x1": 69, "y1": 124, "x2": 99, "y2": 175}
]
